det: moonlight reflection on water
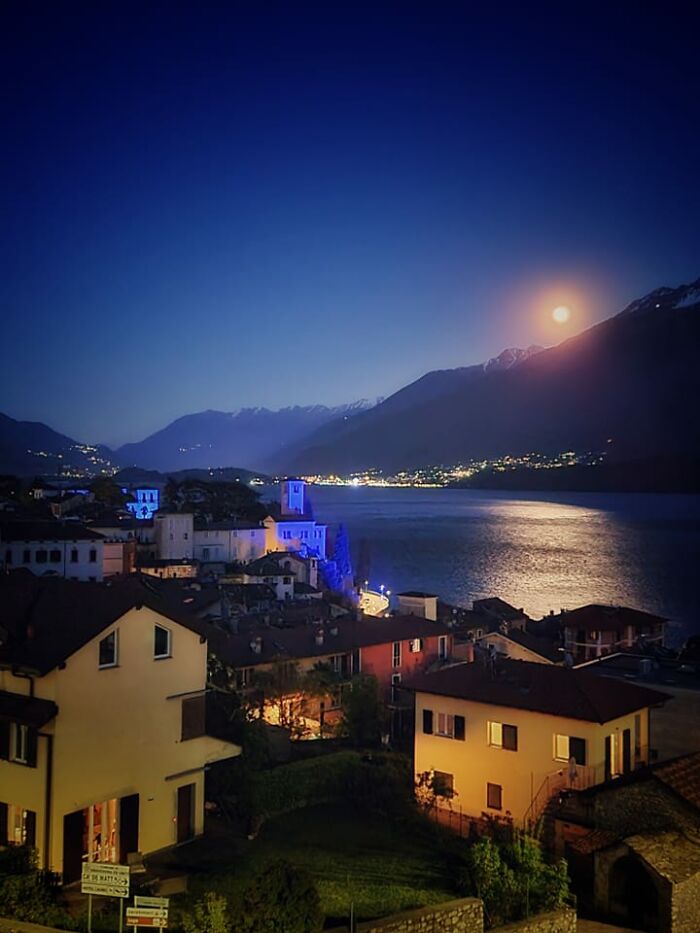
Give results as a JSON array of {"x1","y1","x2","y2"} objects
[{"x1": 305, "y1": 487, "x2": 700, "y2": 645}]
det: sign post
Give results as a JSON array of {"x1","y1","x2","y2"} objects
[{"x1": 81, "y1": 863, "x2": 130, "y2": 933}]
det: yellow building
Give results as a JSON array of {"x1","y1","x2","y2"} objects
[
  {"x1": 412, "y1": 658, "x2": 670, "y2": 826},
  {"x1": 0, "y1": 573, "x2": 240, "y2": 881}
]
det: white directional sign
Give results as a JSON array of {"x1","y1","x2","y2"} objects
[
  {"x1": 134, "y1": 897, "x2": 169, "y2": 909},
  {"x1": 126, "y1": 906, "x2": 168, "y2": 928},
  {"x1": 81, "y1": 862, "x2": 130, "y2": 898}
]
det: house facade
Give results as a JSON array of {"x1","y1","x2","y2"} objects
[
  {"x1": 0, "y1": 576, "x2": 239, "y2": 881},
  {"x1": 0, "y1": 521, "x2": 106, "y2": 582},
  {"x1": 411, "y1": 658, "x2": 670, "y2": 826},
  {"x1": 557, "y1": 605, "x2": 667, "y2": 662}
]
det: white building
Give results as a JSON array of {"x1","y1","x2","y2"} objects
[
  {"x1": 263, "y1": 479, "x2": 327, "y2": 559},
  {"x1": 0, "y1": 521, "x2": 106, "y2": 582},
  {"x1": 154, "y1": 513, "x2": 194, "y2": 561},
  {"x1": 193, "y1": 522, "x2": 266, "y2": 565}
]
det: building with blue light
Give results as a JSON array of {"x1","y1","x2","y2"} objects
[{"x1": 125, "y1": 487, "x2": 160, "y2": 520}]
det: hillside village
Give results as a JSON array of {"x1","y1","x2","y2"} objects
[{"x1": 1, "y1": 477, "x2": 699, "y2": 933}]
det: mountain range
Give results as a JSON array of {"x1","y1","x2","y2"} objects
[
  {"x1": 1, "y1": 277, "x2": 698, "y2": 480},
  {"x1": 282, "y1": 278, "x2": 700, "y2": 474}
]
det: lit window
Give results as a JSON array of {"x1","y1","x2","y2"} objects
[
  {"x1": 554, "y1": 734, "x2": 586, "y2": 765},
  {"x1": 488, "y1": 721, "x2": 518, "y2": 751},
  {"x1": 154, "y1": 624, "x2": 171, "y2": 659},
  {"x1": 409, "y1": 638, "x2": 423, "y2": 653},
  {"x1": 436, "y1": 713, "x2": 455, "y2": 737},
  {"x1": 487, "y1": 782, "x2": 503, "y2": 810},
  {"x1": 99, "y1": 630, "x2": 118, "y2": 668}
]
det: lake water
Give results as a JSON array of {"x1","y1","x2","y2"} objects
[{"x1": 303, "y1": 487, "x2": 700, "y2": 646}]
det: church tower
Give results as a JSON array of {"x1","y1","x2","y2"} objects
[{"x1": 281, "y1": 478, "x2": 306, "y2": 516}]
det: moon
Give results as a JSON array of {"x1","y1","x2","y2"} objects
[{"x1": 552, "y1": 305, "x2": 571, "y2": 324}]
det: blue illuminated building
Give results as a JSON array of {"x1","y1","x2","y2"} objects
[{"x1": 125, "y1": 487, "x2": 160, "y2": 520}]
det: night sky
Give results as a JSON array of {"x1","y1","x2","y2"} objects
[{"x1": 2, "y1": 2, "x2": 699, "y2": 447}]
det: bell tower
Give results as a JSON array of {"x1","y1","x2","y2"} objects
[{"x1": 281, "y1": 478, "x2": 305, "y2": 516}]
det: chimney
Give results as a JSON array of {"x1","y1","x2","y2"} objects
[{"x1": 250, "y1": 636, "x2": 263, "y2": 655}]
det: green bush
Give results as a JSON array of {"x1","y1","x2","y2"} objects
[
  {"x1": 0, "y1": 871, "x2": 74, "y2": 928},
  {"x1": 236, "y1": 859, "x2": 323, "y2": 933},
  {"x1": 182, "y1": 891, "x2": 231, "y2": 933}
]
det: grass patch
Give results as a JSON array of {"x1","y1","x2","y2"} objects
[{"x1": 184, "y1": 804, "x2": 455, "y2": 925}]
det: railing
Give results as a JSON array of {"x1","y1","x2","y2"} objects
[{"x1": 522, "y1": 762, "x2": 596, "y2": 830}]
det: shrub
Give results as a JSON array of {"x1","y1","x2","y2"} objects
[
  {"x1": 236, "y1": 859, "x2": 323, "y2": 933},
  {"x1": 0, "y1": 871, "x2": 74, "y2": 928},
  {"x1": 182, "y1": 891, "x2": 231, "y2": 933}
]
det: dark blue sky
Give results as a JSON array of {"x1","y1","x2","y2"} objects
[{"x1": 2, "y1": 2, "x2": 699, "y2": 447}]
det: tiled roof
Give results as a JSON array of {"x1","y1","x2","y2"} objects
[
  {"x1": 487, "y1": 628, "x2": 563, "y2": 663},
  {"x1": 568, "y1": 828, "x2": 618, "y2": 855},
  {"x1": 653, "y1": 752, "x2": 700, "y2": 810},
  {"x1": 473, "y1": 597, "x2": 527, "y2": 619},
  {"x1": 215, "y1": 614, "x2": 451, "y2": 668},
  {"x1": 0, "y1": 520, "x2": 105, "y2": 542},
  {"x1": 559, "y1": 604, "x2": 667, "y2": 633},
  {"x1": 0, "y1": 573, "x2": 221, "y2": 676},
  {"x1": 407, "y1": 658, "x2": 671, "y2": 723}
]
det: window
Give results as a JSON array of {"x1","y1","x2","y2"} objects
[
  {"x1": 554, "y1": 734, "x2": 587, "y2": 765},
  {"x1": 35, "y1": 549, "x2": 47, "y2": 564},
  {"x1": 10, "y1": 724, "x2": 29, "y2": 764},
  {"x1": 89, "y1": 549, "x2": 97, "y2": 563},
  {"x1": 391, "y1": 672, "x2": 402, "y2": 702},
  {"x1": 432, "y1": 771, "x2": 454, "y2": 798},
  {"x1": 438, "y1": 635, "x2": 448, "y2": 659},
  {"x1": 50, "y1": 549, "x2": 61, "y2": 563},
  {"x1": 181, "y1": 695, "x2": 206, "y2": 740},
  {"x1": 4, "y1": 550, "x2": 11, "y2": 565},
  {"x1": 99, "y1": 630, "x2": 118, "y2": 668},
  {"x1": 70, "y1": 548, "x2": 78, "y2": 563},
  {"x1": 422, "y1": 709, "x2": 434, "y2": 734},
  {"x1": 154, "y1": 624, "x2": 171, "y2": 659},
  {"x1": 487, "y1": 782, "x2": 503, "y2": 810},
  {"x1": 488, "y1": 721, "x2": 518, "y2": 751},
  {"x1": 409, "y1": 638, "x2": 423, "y2": 653},
  {"x1": 7, "y1": 806, "x2": 36, "y2": 846},
  {"x1": 183, "y1": 532, "x2": 188, "y2": 540},
  {"x1": 436, "y1": 712, "x2": 455, "y2": 737},
  {"x1": 392, "y1": 641, "x2": 401, "y2": 668},
  {"x1": 22, "y1": 549, "x2": 30, "y2": 564}
]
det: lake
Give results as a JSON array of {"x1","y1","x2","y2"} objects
[{"x1": 303, "y1": 486, "x2": 700, "y2": 646}]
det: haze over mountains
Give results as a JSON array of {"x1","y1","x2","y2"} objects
[{"x1": 1, "y1": 278, "x2": 698, "y2": 480}]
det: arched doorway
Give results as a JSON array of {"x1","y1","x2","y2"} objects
[{"x1": 609, "y1": 854, "x2": 659, "y2": 931}]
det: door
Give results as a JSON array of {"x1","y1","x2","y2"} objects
[
  {"x1": 176, "y1": 784, "x2": 195, "y2": 843},
  {"x1": 119, "y1": 794, "x2": 139, "y2": 863},
  {"x1": 63, "y1": 810, "x2": 84, "y2": 883},
  {"x1": 622, "y1": 729, "x2": 631, "y2": 774}
]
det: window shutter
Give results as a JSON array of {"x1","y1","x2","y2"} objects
[
  {"x1": 622, "y1": 729, "x2": 631, "y2": 774},
  {"x1": 0, "y1": 722, "x2": 9, "y2": 760},
  {"x1": 0, "y1": 803, "x2": 7, "y2": 845},
  {"x1": 569, "y1": 736, "x2": 587, "y2": 766},
  {"x1": 454, "y1": 715, "x2": 465, "y2": 741},
  {"x1": 26, "y1": 728, "x2": 38, "y2": 767},
  {"x1": 503, "y1": 724, "x2": 518, "y2": 751},
  {"x1": 25, "y1": 810, "x2": 37, "y2": 848},
  {"x1": 181, "y1": 695, "x2": 206, "y2": 741},
  {"x1": 604, "y1": 735, "x2": 612, "y2": 781},
  {"x1": 422, "y1": 709, "x2": 433, "y2": 735}
]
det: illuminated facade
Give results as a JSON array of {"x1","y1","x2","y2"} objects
[
  {"x1": 0, "y1": 577, "x2": 239, "y2": 880},
  {"x1": 125, "y1": 487, "x2": 160, "y2": 520},
  {"x1": 412, "y1": 659, "x2": 670, "y2": 826}
]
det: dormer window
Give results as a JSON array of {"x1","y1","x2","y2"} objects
[
  {"x1": 99, "y1": 630, "x2": 118, "y2": 668},
  {"x1": 154, "y1": 624, "x2": 171, "y2": 659}
]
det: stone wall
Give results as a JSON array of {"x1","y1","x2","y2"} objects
[
  {"x1": 671, "y1": 867, "x2": 700, "y2": 933},
  {"x1": 358, "y1": 897, "x2": 483, "y2": 933},
  {"x1": 493, "y1": 908, "x2": 577, "y2": 933},
  {"x1": 326, "y1": 900, "x2": 576, "y2": 933}
]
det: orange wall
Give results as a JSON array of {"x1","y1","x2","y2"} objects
[{"x1": 360, "y1": 633, "x2": 452, "y2": 689}]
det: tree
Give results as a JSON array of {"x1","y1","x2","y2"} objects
[
  {"x1": 236, "y1": 860, "x2": 323, "y2": 933},
  {"x1": 337, "y1": 674, "x2": 385, "y2": 747},
  {"x1": 89, "y1": 477, "x2": 130, "y2": 509}
]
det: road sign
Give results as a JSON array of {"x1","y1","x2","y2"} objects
[
  {"x1": 134, "y1": 897, "x2": 169, "y2": 909},
  {"x1": 81, "y1": 863, "x2": 130, "y2": 898},
  {"x1": 126, "y1": 907, "x2": 168, "y2": 928}
]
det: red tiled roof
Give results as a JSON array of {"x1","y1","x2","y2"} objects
[
  {"x1": 560, "y1": 604, "x2": 667, "y2": 633},
  {"x1": 407, "y1": 658, "x2": 671, "y2": 723},
  {"x1": 653, "y1": 752, "x2": 700, "y2": 810}
]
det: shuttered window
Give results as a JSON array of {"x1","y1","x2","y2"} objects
[
  {"x1": 181, "y1": 695, "x2": 206, "y2": 741},
  {"x1": 422, "y1": 709, "x2": 433, "y2": 734},
  {"x1": 454, "y1": 715, "x2": 466, "y2": 741}
]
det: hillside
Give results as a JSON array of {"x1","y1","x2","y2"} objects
[{"x1": 284, "y1": 280, "x2": 700, "y2": 474}]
